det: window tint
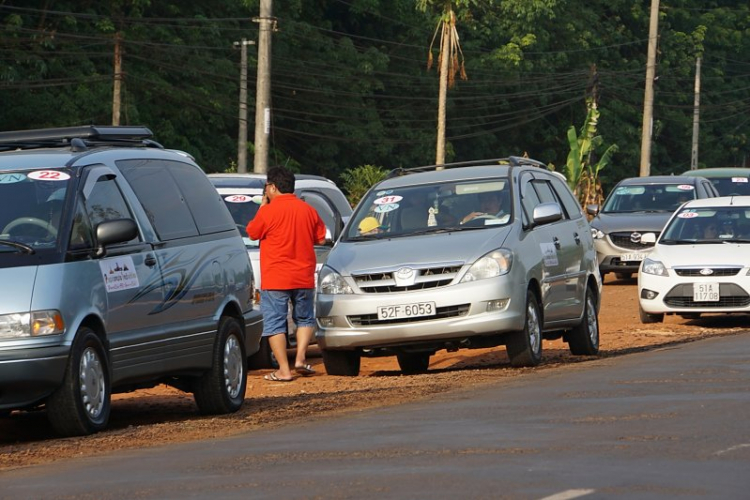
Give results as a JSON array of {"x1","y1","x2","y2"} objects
[
  {"x1": 520, "y1": 175, "x2": 540, "y2": 225},
  {"x1": 117, "y1": 159, "x2": 199, "y2": 240},
  {"x1": 166, "y1": 161, "x2": 236, "y2": 234},
  {"x1": 84, "y1": 176, "x2": 139, "y2": 243},
  {"x1": 549, "y1": 175, "x2": 583, "y2": 219}
]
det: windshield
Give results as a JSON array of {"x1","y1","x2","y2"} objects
[
  {"x1": 709, "y1": 177, "x2": 750, "y2": 196},
  {"x1": 0, "y1": 169, "x2": 71, "y2": 252},
  {"x1": 345, "y1": 178, "x2": 511, "y2": 241},
  {"x1": 218, "y1": 193, "x2": 262, "y2": 248},
  {"x1": 602, "y1": 184, "x2": 696, "y2": 213},
  {"x1": 661, "y1": 206, "x2": 750, "y2": 244}
]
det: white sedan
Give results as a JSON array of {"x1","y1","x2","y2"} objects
[{"x1": 638, "y1": 196, "x2": 750, "y2": 323}]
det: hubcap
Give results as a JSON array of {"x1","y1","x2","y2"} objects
[
  {"x1": 223, "y1": 335, "x2": 244, "y2": 399},
  {"x1": 586, "y1": 296, "x2": 599, "y2": 347},
  {"x1": 79, "y1": 347, "x2": 105, "y2": 419}
]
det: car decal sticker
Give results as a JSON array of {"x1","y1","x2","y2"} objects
[
  {"x1": 374, "y1": 203, "x2": 399, "y2": 213},
  {"x1": 375, "y1": 190, "x2": 393, "y2": 196},
  {"x1": 374, "y1": 195, "x2": 403, "y2": 205},
  {"x1": 677, "y1": 212, "x2": 699, "y2": 218},
  {"x1": 224, "y1": 194, "x2": 253, "y2": 203},
  {"x1": 676, "y1": 185, "x2": 695, "y2": 190},
  {"x1": 731, "y1": 177, "x2": 748, "y2": 183},
  {"x1": 27, "y1": 170, "x2": 70, "y2": 181},
  {"x1": 100, "y1": 256, "x2": 140, "y2": 292},
  {"x1": 540, "y1": 242, "x2": 558, "y2": 267},
  {"x1": 0, "y1": 173, "x2": 26, "y2": 184}
]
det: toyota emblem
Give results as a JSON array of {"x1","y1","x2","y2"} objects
[{"x1": 395, "y1": 267, "x2": 415, "y2": 279}]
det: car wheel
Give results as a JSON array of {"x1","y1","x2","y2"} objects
[
  {"x1": 615, "y1": 272, "x2": 632, "y2": 280},
  {"x1": 396, "y1": 352, "x2": 431, "y2": 374},
  {"x1": 506, "y1": 290, "x2": 543, "y2": 367},
  {"x1": 47, "y1": 327, "x2": 110, "y2": 437},
  {"x1": 567, "y1": 287, "x2": 600, "y2": 355},
  {"x1": 248, "y1": 336, "x2": 280, "y2": 370},
  {"x1": 322, "y1": 349, "x2": 361, "y2": 376},
  {"x1": 194, "y1": 316, "x2": 247, "y2": 415},
  {"x1": 639, "y1": 305, "x2": 664, "y2": 324}
]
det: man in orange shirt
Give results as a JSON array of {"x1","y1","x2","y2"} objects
[{"x1": 247, "y1": 166, "x2": 327, "y2": 382}]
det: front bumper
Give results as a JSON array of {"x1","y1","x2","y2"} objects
[
  {"x1": 0, "y1": 344, "x2": 69, "y2": 410},
  {"x1": 315, "y1": 277, "x2": 526, "y2": 350},
  {"x1": 594, "y1": 238, "x2": 653, "y2": 274},
  {"x1": 639, "y1": 271, "x2": 750, "y2": 314}
]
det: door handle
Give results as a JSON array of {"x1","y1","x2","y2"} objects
[
  {"x1": 573, "y1": 232, "x2": 581, "y2": 244},
  {"x1": 145, "y1": 254, "x2": 157, "y2": 267},
  {"x1": 553, "y1": 236, "x2": 561, "y2": 249}
]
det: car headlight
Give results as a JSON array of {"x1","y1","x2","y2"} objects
[
  {"x1": 0, "y1": 310, "x2": 65, "y2": 339},
  {"x1": 591, "y1": 228, "x2": 605, "y2": 239},
  {"x1": 460, "y1": 249, "x2": 513, "y2": 283},
  {"x1": 642, "y1": 257, "x2": 668, "y2": 277},
  {"x1": 318, "y1": 266, "x2": 353, "y2": 295}
]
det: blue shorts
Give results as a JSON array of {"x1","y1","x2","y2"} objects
[{"x1": 260, "y1": 289, "x2": 316, "y2": 337}]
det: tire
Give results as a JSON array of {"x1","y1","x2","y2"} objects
[
  {"x1": 322, "y1": 349, "x2": 361, "y2": 376},
  {"x1": 396, "y1": 352, "x2": 431, "y2": 374},
  {"x1": 615, "y1": 272, "x2": 632, "y2": 280},
  {"x1": 639, "y1": 305, "x2": 664, "y2": 324},
  {"x1": 47, "y1": 327, "x2": 110, "y2": 437},
  {"x1": 247, "y1": 336, "x2": 280, "y2": 370},
  {"x1": 506, "y1": 290, "x2": 543, "y2": 367},
  {"x1": 568, "y1": 287, "x2": 600, "y2": 355},
  {"x1": 194, "y1": 316, "x2": 247, "y2": 415}
]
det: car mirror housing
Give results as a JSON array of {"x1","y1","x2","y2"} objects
[
  {"x1": 532, "y1": 202, "x2": 563, "y2": 227},
  {"x1": 640, "y1": 232, "x2": 657, "y2": 244}
]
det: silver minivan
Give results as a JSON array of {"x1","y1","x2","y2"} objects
[
  {"x1": 0, "y1": 126, "x2": 262, "y2": 436},
  {"x1": 315, "y1": 158, "x2": 602, "y2": 376}
]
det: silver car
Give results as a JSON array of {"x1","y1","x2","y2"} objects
[
  {"x1": 0, "y1": 126, "x2": 262, "y2": 436},
  {"x1": 315, "y1": 158, "x2": 602, "y2": 376}
]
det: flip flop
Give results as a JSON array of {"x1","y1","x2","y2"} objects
[
  {"x1": 294, "y1": 364, "x2": 316, "y2": 376},
  {"x1": 264, "y1": 372, "x2": 293, "y2": 382}
]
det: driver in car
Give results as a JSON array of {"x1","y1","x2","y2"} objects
[{"x1": 461, "y1": 191, "x2": 507, "y2": 224}]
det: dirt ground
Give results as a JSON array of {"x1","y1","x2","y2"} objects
[{"x1": 1, "y1": 275, "x2": 747, "y2": 471}]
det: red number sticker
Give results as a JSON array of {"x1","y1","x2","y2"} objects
[
  {"x1": 374, "y1": 195, "x2": 403, "y2": 205},
  {"x1": 225, "y1": 195, "x2": 251, "y2": 203},
  {"x1": 28, "y1": 170, "x2": 70, "y2": 181}
]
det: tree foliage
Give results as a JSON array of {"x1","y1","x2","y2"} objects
[{"x1": 0, "y1": 0, "x2": 748, "y2": 194}]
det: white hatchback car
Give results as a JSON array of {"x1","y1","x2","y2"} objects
[{"x1": 638, "y1": 196, "x2": 750, "y2": 323}]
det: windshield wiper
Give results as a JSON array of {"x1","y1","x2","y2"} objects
[
  {"x1": 0, "y1": 240, "x2": 35, "y2": 254},
  {"x1": 722, "y1": 238, "x2": 750, "y2": 244},
  {"x1": 659, "y1": 239, "x2": 698, "y2": 245}
]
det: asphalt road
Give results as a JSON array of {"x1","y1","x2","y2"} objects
[{"x1": 2, "y1": 333, "x2": 749, "y2": 500}]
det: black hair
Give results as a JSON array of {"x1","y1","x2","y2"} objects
[{"x1": 266, "y1": 166, "x2": 295, "y2": 194}]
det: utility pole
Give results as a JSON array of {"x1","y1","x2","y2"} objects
[
  {"x1": 435, "y1": 22, "x2": 449, "y2": 169},
  {"x1": 253, "y1": 0, "x2": 274, "y2": 174},
  {"x1": 690, "y1": 56, "x2": 702, "y2": 170},
  {"x1": 112, "y1": 31, "x2": 123, "y2": 126},
  {"x1": 639, "y1": 0, "x2": 659, "y2": 177},
  {"x1": 234, "y1": 38, "x2": 255, "y2": 173}
]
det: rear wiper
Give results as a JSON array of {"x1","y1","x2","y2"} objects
[{"x1": 0, "y1": 240, "x2": 35, "y2": 254}]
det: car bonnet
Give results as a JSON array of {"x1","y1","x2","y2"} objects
[
  {"x1": 592, "y1": 212, "x2": 672, "y2": 233},
  {"x1": 325, "y1": 226, "x2": 511, "y2": 275},
  {"x1": 0, "y1": 266, "x2": 35, "y2": 314}
]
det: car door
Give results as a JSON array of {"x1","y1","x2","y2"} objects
[
  {"x1": 520, "y1": 173, "x2": 580, "y2": 323},
  {"x1": 297, "y1": 189, "x2": 341, "y2": 271},
  {"x1": 76, "y1": 167, "x2": 167, "y2": 375}
]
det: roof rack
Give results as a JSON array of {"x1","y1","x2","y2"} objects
[
  {"x1": 0, "y1": 125, "x2": 163, "y2": 152},
  {"x1": 386, "y1": 155, "x2": 548, "y2": 178}
]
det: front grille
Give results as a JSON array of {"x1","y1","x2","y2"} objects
[
  {"x1": 348, "y1": 304, "x2": 470, "y2": 326},
  {"x1": 674, "y1": 268, "x2": 741, "y2": 277},
  {"x1": 354, "y1": 265, "x2": 462, "y2": 293},
  {"x1": 663, "y1": 283, "x2": 750, "y2": 308},
  {"x1": 609, "y1": 232, "x2": 659, "y2": 250}
]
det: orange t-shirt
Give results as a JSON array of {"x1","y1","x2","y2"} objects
[{"x1": 246, "y1": 194, "x2": 326, "y2": 290}]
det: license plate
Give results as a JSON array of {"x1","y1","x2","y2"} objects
[
  {"x1": 377, "y1": 302, "x2": 436, "y2": 320},
  {"x1": 621, "y1": 253, "x2": 646, "y2": 262},
  {"x1": 693, "y1": 282, "x2": 720, "y2": 302}
]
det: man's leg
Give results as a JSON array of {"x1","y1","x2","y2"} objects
[
  {"x1": 260, "y1": 290, "x2": 293, "y2": 380},
  {"x1": 291, "y1": 289, "x2": 316, "y2": 372}
]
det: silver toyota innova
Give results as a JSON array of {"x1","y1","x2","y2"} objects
[
  {"x1": 315, "y1": 157, "x2": 601, "y2": 376},
  {"x1": 0, "y1": 126, "x2": 262, "y2": 436}
]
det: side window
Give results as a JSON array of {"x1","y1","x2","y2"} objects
[
  {"x1": 549, "y1": 176, "x2": 583, "y2": 219},
  {"x1": 117, "y1": 159, "x2": 199, "y2": 241},
  {"x1": 69, "y1": 198, "x2": 94, "y2": 249},
  {"x1": 520, "y1": 175, "x2": 540, "y2": 226},
  {"x1": 86, "y1": 177, "x2": 137, "y2": 230},
  {"x1": 166, "y1": 161, "x2": 236, "y2": 235}
]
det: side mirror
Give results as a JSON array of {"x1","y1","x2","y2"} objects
[
  {"x1": 586, "y1": 204, "x2": 600, "y2": 216},
  {"x1": 640, "y1": 232, "x2": 657, "y2": 244},
  {"x1": 95, "y1": 218, "x2": 138, "y2": 257},
  {"x1": 323, "y1": 227, "x2": 334, "y2": 246},
  {"x1": 532, "y1": 202, "x2": 563, "y2": 227}
]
